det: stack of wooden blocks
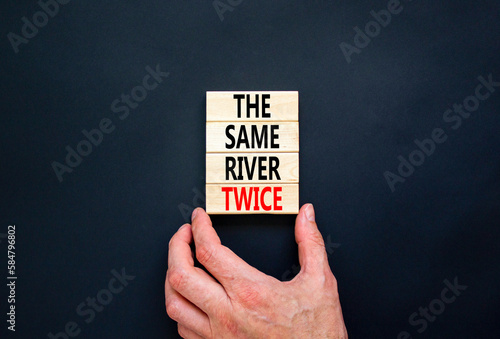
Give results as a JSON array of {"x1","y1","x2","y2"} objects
[{"x1": 205, "y1": 91, "x2": 299, "y2": 214}]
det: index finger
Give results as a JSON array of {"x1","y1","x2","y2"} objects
[
  {"x1": 190, "y1": 209, "x2": 268, "y2": 292},
  {"x1": 167, "y1": 223, "x2": 228, "y2": 314}
]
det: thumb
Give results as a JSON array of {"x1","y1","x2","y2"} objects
[{"x1": 295, "y1": 204, "x2": 329, "y2": 275}]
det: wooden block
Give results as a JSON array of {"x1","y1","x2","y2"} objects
[
  {"x1": 205, "y1": 91, "x2": 300, "y2": 215},
  {"x1": 205, "y1": 184, "x2": 299, "y2": 214},
  {"x1": 206, "y1": 122, "x2": 299, "y2": 153},
  {"x1": 206, "y1": 153, "x2": 298, "y2": 184},
  {"x1": 207, "y1": 91, "x2": 298, "y2": 122}
]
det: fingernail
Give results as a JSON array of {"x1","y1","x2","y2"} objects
[
  {"x1": 191, "y1": 208, "x2": 198, "y2": 222},
  {"x1": 305, "y1": 204, "x2": 315, "y2": 222},
  {"x1": 178, "y1": 224, "x2": 186, "y2": 231}
]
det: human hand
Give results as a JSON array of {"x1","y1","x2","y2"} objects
[{"x1": 165, "y1": 204, "x2": 348, "y2": 338}]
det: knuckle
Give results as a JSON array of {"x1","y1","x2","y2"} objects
[
  {"x1": 168, "y1": 236, "x2": 176, "y2": 249},
  {"x1": 321, "y1": 273, "x2": 340, "y2": 299},
  {"x1": 327, "y1": 270, "x2": 338, "y2": 284},
  {"x1": 166, "y1": 297, "x2": 180, "y2": 320},
  {"x1": 216, "y1": 312, "x2": 239, "y2": 336},
  {"x1": 196, "y1": 244, "x2": 216, "y2": 265},
  {"x1": 326, "y1": 273, "x2": 339, "y2": 291},
  {"x1": 236, "y1": 285, "x2": 264, "y2": 307},
  {"x1": 304, "y1": 266, "x2": 336, "y2": 289},
  {"x1": 177, "y1": 324, "x2": 187, "y2": 338},
  {"x1": 168, "y1": 268, "x2": 187, "y2": 291},
  {"x1": 310, "y1": 231, "x2": 326, "y2": 249}
]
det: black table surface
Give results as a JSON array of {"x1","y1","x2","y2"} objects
[{"x1": 1, "y1": 1, "x2": 499, "y2": 338}]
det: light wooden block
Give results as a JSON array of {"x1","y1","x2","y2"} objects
[
  {"x1": 205, "y1": 91, "x2": 299, "y2": 215},
  {"x1": 206, "y1": 153, "x2": 299, "y2": 184},
  {"x1": 206, "y1": 122, "x2": 299, "y2": 153},
  {"x1": 207, "y1": 91, "x2": 298, "y2": 122},
  {"x1": 205, "y1": 184, "x2": 299, "y2": 214}
]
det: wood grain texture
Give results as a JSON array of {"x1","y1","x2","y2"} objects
[
  {"x1": 205, "y1": 184, "x2": 299, "y2": 214},
  {"x1": 206, "y1": 153, "x2": 298, "y2": 183},
  {"x1": 206, "y1": 122, "x2": 299, "y2": 153},
  {"x1": 206, "y1": 91, "x2": 298, "y2": 122}
]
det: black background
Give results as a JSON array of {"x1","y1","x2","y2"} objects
[{"x1": 1, "y1": 0, "x2": 499, "y2": 338}]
